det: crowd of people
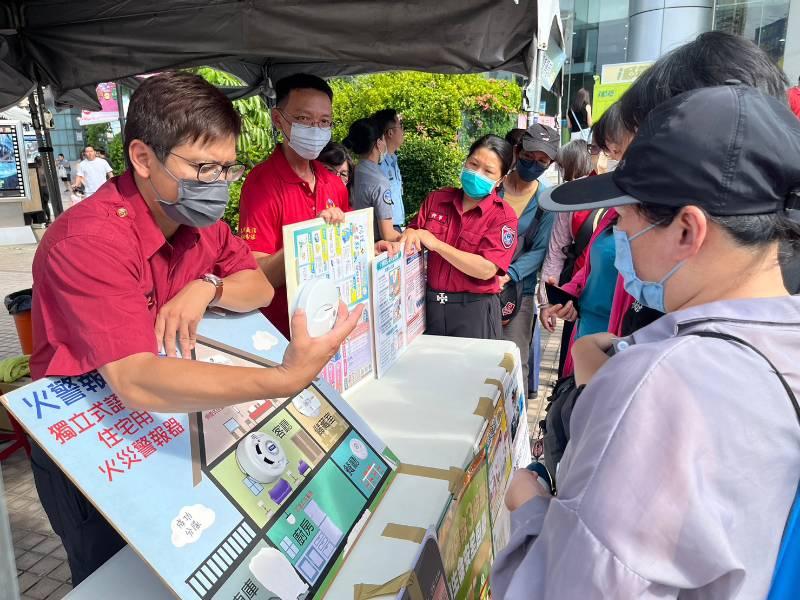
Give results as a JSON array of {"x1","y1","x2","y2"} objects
[{"x1": 22, "y1": 29, "x2": 800, "y2": 598}]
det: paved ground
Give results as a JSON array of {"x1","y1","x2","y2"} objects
[{"x1": 0, "y1": 234, "x2": 561, "y2": 598}]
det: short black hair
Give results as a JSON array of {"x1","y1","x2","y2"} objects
[
  {"x1": 468, "y1": 134, "x2": 514, "y2": 175},
  {"x1": 371, "y1": 109, "x2": 399, "y2": 135},
  {"x1": 504, "y1": 128, "x2": 526, "y2": 148},
  {"x1": 58, "y1": 153, "x2": 64, "y2": 157},
  {"x1": 342, "y1": 118, "x2": 383, "y2": 156},
  {"x1": 275, "y1": 73, "x2": 333, "y2": 107},
  {"x1": 124, "y1": 71, "x2": 241, "y2": 164},
  {"x1": 591, "y1": 103, "x2": 626, "y2": 152},
  {"x1": 619, "y1": 31, "x2": 788, "y2": 133}
]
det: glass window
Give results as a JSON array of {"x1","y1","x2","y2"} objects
[{"x1": 714, "y1": 1, "x2": 791, "y2": 65}]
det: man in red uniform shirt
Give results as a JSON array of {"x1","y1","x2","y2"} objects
[
  {"x1": 239, "y1": 74, "x2": 350, "y2": 338},
  {"x1": 789, "y1": 76, "x2": 800, "y2": 120},
  {"x1": 29, "y1": 72, "x2": 361, "y2": 584}
]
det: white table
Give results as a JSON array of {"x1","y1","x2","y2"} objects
[{"x1": 67, "y1": 335, "x2": 520, "y2": 599}]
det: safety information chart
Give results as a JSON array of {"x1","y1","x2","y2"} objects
[
  {"x1": 402, "y1": 249, "x2": 427, "y2": 346},
  {"x1": 370, "y1": 249, "x2": 427, "y2": 379},
  {"x1": 1, "y1": 311, "x2": 397, "y2": 599},
  {"x1": 284, "y1": 209, "x2": 376, "y2": 393}
]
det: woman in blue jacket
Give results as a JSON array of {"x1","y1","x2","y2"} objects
[{"x1": 498, "y1": 124, "x2": 558, "y2": 399}]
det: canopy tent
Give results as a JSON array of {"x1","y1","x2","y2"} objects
[{"x1": 0, "y1": 0, "x2": 563, "y2": 111}]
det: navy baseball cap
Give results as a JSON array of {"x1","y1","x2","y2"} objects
[{"x1": 540, "y1": 85, "x2": 800, "y2": 216}]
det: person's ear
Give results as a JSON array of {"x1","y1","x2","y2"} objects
[
  {"x1": 127, "y1": 140, "x2": 155, "y2": 179},
  {"x1": 674, "y1": 206, "x2": 708, "y2": 261}
]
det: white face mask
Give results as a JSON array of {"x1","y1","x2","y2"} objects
[{"x1": 284, "y1": 121, "x2": 331, "y2": 160}]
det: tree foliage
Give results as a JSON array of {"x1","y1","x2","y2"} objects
[{"x1": 194, "y1": 68, "x2": 521, "y2": 230}]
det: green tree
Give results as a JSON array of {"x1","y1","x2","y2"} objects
[
  {"x1": 195, "y1": 67, "x2": 275, "y2": 231},
  {"x1": 84, "y1": 123, "x2": 111, "y2": 152},
  {"x1": 331, "y1": 72, "x2": 521, "y2": 218}
]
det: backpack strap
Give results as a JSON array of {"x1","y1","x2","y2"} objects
[
  {"x1": 687, "y1": 330, "x2": 799, "y2": 424},
  {"x1": 572, "y1": 209, "x2": 598, "y2": 258}
]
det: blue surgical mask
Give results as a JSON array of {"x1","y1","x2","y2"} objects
[
  {"x1": 516, "y1": 159, "x2": 548, "y2": 182},
  {"x1": 613, "y1": 222, "x2": 684, "y2": 313},
  {"x1": 461, "y1": 167, "x2": 496, "y2": 199}
]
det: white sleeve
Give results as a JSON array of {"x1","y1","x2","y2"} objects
[
  {"x1": 76, "y1": 161, "x2": 85, "y2": 177},
  {"x1": 103, "y1": 159, "x2": 113, "y2": 173}
]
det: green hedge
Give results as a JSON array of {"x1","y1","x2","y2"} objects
[{"x1": 195, "y1": 69, "x2": 522, "y2": 230}]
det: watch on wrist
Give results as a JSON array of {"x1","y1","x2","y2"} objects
[{"x1": 202, "y1": 273, "x2": 224, "y2": 307}]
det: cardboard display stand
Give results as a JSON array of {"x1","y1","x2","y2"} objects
[{"x1": 48, "y1": 329, "x2": 528, "y2": 599}]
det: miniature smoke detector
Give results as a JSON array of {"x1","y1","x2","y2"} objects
[
  {"x1": 291, "y1": 278, "x2": 339, "y2": 337},
  {"x1": 235, "y1": 432, "x2": 288, "y2": 484}
]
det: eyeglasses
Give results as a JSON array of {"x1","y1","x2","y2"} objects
[
  {"x1": 166, "y1": 151, "x2": 245, "y2": 183},
  {"x1": 277, "y1": 108, "x2": 334, "y2": 130},
  {"x1": 324, "y1": 165, "x2": 350, "y2": 184}
]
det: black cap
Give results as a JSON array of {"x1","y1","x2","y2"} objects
[
  {"x1": 521, "y1": 123, "x2": 559, "y2": 160},
  {"x1": 540, "y1": 85, "x2": 800, "y2": 216}
]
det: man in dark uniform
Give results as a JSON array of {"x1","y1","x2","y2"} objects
[{"x1": 29, "y1": 72, "x2": 361, "y2": 584}]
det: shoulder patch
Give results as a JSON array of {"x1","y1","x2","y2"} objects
[
  {"x1": 382, "y1": 189, "x2": 394, "y2": 205},
  {"x1": 501, "y1": 224, "x2": 516, "y2": 249}
]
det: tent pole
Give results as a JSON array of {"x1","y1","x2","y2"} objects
[
  {"x1": 29, "y1": 86, "x2": 64, "y2": 219},
  {"x1": 526, "y1": 33, "x2": 539, "y2": 126},
  {"x1": 116, "y1": 82, "x2": 126, "y2": 134}
]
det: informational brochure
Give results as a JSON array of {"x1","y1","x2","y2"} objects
[
  {"x1": 1, "y1": 311, "x2": 397, "y2": 599},
  {"x1": 397, "y1": 530, "x2": 453, "y2": 600},
  {"x1": 283, "y1": 209, "x2": 376, "y2": 393},
  {"x1": 370, "y1": 248, "x2": 427, "y2": 378},
  {"x1": 437, "y1": 450, "x2": 492, "y2": 600}
]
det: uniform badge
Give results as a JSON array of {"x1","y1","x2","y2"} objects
[
  {"x1": 501, "y1": 224, "x2": 515, "y2": 249},
  {"x1": 382, "y1": 189, "x2": 394, "y2": 205}
]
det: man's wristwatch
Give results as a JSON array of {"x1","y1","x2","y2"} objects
[{"x1": 202, "y1": 273, "x2": 224, "y2": 307}]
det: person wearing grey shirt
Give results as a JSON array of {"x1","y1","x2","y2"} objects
[
  {"x1": 343, "y1": 117, "x2": 401, "y2": 242},
  {"x1": 494, "y1": 86, "x2": 800, "y2": 598}
]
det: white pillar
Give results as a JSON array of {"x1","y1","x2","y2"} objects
[{"x1": 628, "y1": 0, "x2": 714, "y2": 62}]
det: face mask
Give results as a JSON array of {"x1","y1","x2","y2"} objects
[
  {"x1": 460, "y1": 167, "x2": 497, "y2": 199},
  {"x1": 150, "y1": 164, "x2": 229, "y2": 228},
  {"x1": 606, "y1": 159, "x2": 620, "y2": 171},
  {"x1": 516, "y1": 159, "x2": 548, "y2": 182},
  {"x1": 613, "y1": 223, "x2": 684, "y2": 313},
  {"x1": 284, "y1": 121, "x2": 332, "y2": 160}
]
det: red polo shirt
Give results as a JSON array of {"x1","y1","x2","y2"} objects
[
  {"x1": 30, "y1": 171, "x2": 257, "y2": 380},
  {"x1": 409, "y1": 187, "x2": 518, "y2": 294},
  {"x1": 238, "y1": 144, "x2": 350, "y2": 337}
]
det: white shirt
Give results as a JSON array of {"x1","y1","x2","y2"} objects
[{"x1": 77, "y1": 158, "x2": 112, "y2": 196}]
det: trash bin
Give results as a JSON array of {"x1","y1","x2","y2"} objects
[{"x1": 4, "y1": 289, "x2": 33, "y2": 355}]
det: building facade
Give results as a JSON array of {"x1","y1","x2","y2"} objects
[{"x1": 560, "y1": 0, "x2": 800, "y2": 115}]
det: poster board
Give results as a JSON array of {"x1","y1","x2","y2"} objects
[
  {"x1": 1, "y1": 311, "x2": 397, "y2": 599},
  {"x1": 0, "y1": 120, "x2": 32, "y2": 202},
  {"x1": 397, "y1": 530, "x2": 453, "y2": 600},
  {"x1": 283, "y1": 209, "x2": 376, "y2": 393},
  {"x1": 370, "y1": 249, "x2": 427, "y2": 378},
  {"x1": 592, "y1": 62, "x2": 653, "y2": 120}
]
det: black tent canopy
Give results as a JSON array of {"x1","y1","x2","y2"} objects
[{"x1": 0, "y1": 0, "x2": 563, "y2": 111}]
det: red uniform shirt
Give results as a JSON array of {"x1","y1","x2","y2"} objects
[
  {"x1": 238, "y1": 144, "x2": 350, "y2": 337},
  {"x1": 30, "y1": 171, "x2": 257, "y2": 380},
  {"x1": 410, "y1": 187, "x2": 518, "y2": 294}
]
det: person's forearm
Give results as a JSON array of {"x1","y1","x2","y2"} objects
[
  {"x1": 379, "y1": 220, "x2": 402, "y2": 242},
  {"x1": 432, "y1": 241, "x2": 497, "y2": 280},
  {"x1": 100, "y1": 353, "x2": 302, "y2": 413},
  {"x1": 217, "y1": 268, "x2": 274, "y2": 312},
  {"x1": 74, "y1": 176, "x2": 84, "y2": 187},
  {"x1": 541, "y1": 212, "x2": 572, "y2": 284},
  {"x1": 254, "y1": 250, "x2": 286, "y2": 288}
]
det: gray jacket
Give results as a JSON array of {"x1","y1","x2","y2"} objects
[{"x1": 492, "y1": 295, "x2": 800, "y2": 599}]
